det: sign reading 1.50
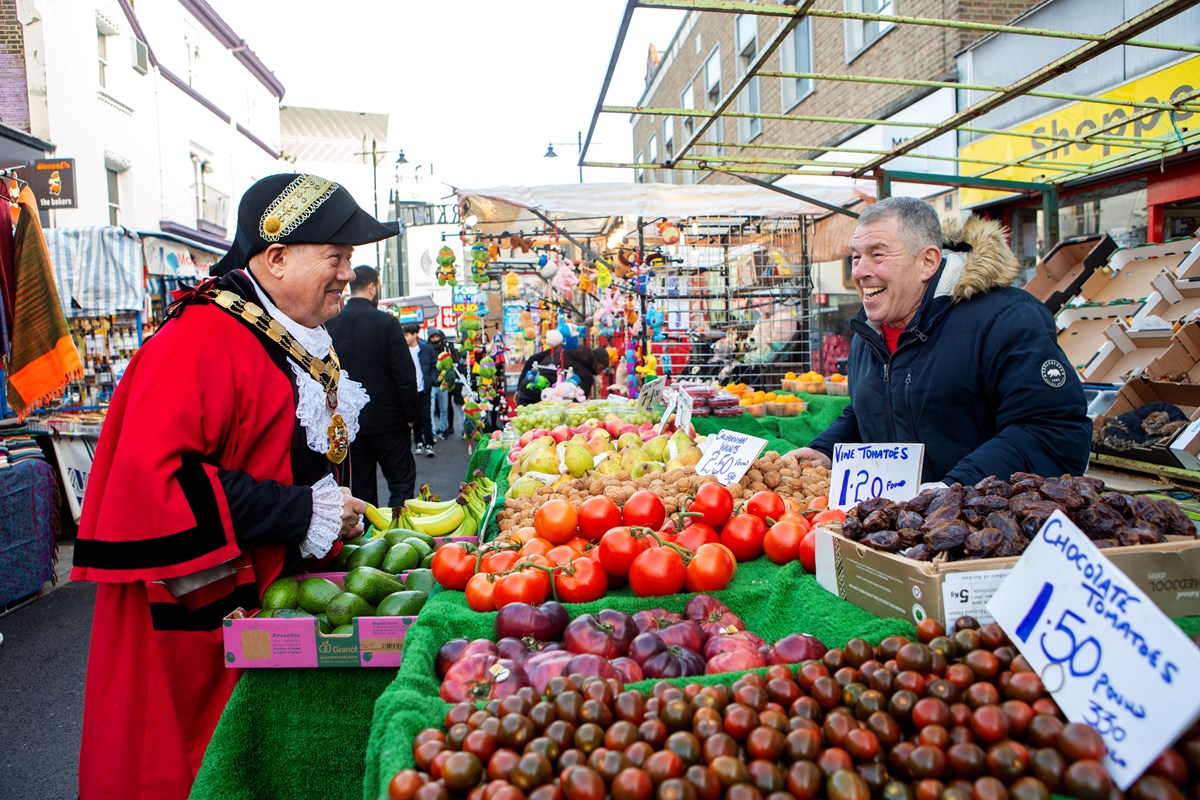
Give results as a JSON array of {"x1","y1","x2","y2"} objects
[{"x1": 829, "y1": 443, "x2": 924, "y2": 510}]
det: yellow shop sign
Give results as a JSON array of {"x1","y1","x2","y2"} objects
[{"x1": 959, "y1": 57, "x2": 1200, "y2": 206}]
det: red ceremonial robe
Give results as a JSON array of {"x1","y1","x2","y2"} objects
[{"x1": 71, "y1": 271, "x2": 341, "y2": 800}]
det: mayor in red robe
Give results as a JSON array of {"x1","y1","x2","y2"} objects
[{"x1": 70, "y1": 174, "x2": 398, "y2": 800}]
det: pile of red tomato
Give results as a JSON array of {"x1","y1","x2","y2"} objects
[{"x1": 431, "y1": 484, "x2": 847, "y2": 613}]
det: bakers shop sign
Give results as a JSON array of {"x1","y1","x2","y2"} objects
[{"x1": 31, "y1": 158, "x2": 77, "y2": 209}]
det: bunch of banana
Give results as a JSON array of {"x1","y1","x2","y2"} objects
[{"x1": 363, "y1": 473, "x2": 497, "y2": 539}]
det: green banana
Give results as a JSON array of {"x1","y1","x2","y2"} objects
[{"x1": 408, "y1": 502, "x2": 466, "y2": 536}]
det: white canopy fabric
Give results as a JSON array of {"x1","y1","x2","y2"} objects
[{"x1": 457, "y1": 182, "x2": 865, "y2": 239}]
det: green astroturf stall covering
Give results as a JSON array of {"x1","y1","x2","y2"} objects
[{"x1": 691, "y1": 394, "x2": 850, "y2": 451}]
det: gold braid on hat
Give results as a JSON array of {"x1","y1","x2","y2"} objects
[{"x1": 259, "y1": 175, "x2": 339, "y2": 241}]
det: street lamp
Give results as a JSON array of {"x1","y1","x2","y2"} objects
[
  {"x1": 357, "y1": 139, "x2": 409, "y2": 268},
  {"x1": 544, "y1": 130, "x2": 594, "y2": 183}
]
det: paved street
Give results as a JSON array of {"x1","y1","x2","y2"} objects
[{"x1": 0, "y1": 435, "x2": 474, "y2": 800}]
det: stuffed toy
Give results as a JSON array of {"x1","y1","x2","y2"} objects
[
  {"x1": 504, "y1": 271, "x2": 520, "y2": 298},
  {"x1": 596, "y1": 261, "x2": 612, "y2": 289},
  {"x1": 435, "y1": 351, "x2": 455, "y2": 390},
  {"x1": 462, "y1": 400, "x2": 483, "y2": 445},
  {"x1": 476, "y1": 356, "x2": 498, "y2": 401},
  {"x1": 519, "y1": 309, "x2": 535, "y2": 341},
  {"x1": 635, "y1": 350, "x2": 658, "y2": 384},
  {"x1": 458, "y1": 310, "x2": 483, "y2": 349},
  {"x1": 558, "y1": 321, "x2": 580, "y2": 351},
  {"x1": 551, "y1": 256, "x2": 579, "y2": 299},
  {"x1": 645, "y1": 305, "x2": 665, "y2": 341},
  {"x1": 594, "y1": 288, "x2": 620, "y2": 336},
  {"x1": 470, "y1": 243, "x2": 489, "y2": 283},
  {"x1": 624, "y1": 295, "x2": 638, "y2": 326},
  {"x1": 625, "y1": 341, "x2": 639, "y2": 397},
  {"x1": 579, "y1": 272, "x2": 592, "y2": 295},
  {"x1": 436, "y1": 245, "x2": 457, "y2": 286},
  {"x1": 657, "y1": 219, "x2": 681, "y2": 245},
  {"x1": 487, "y1": 242, "x2": 500, "y2": 263}
]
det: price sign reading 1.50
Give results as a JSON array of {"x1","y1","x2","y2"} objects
[
  {"x1": 829, "y1": 443, "x2": 924, "y2": 511},
  {"x1": 988, "y1": 511, "x2": 1200, "y2": 790}
]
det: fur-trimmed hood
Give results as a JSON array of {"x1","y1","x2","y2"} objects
[{"x1": 935, "y1": 216, "x2": 1022, "y2": 303}]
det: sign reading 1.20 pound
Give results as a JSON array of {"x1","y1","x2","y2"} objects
[{"x1": 829, "y1": 443, "x2": 924, "y2": 510}]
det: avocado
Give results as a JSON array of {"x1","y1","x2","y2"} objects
[
  {"x1": 382, "y1": 542, "x2": 420, "y2": 575},
  {"x1": 297, "y1": 577, "x2": 342, "y2": 615},
  {"x1": 344, "y1": 566, "x2": 406, "y2": 605},
  {"x1": 404, "y1": 568, "x2": 436, "y2": 594},
  {"x1": 376, "y1": 590, "x2": 427, "y2": 617},
  {"x1": 330, "y1": 624, "x2": 355, "y2": 636},
  {"x1": 326, "y1": 591, "x2": 375, "y2": 627},
  {"x1": 405, "y1": 538, "x2": 434, "y2": 562},
  {"x1": 420, "y1": 553, "x2": 435, "y2": 569},
  {"x1": 316, "y1": 614, "x2": 333, "y2": 634},
  {"x1": 260, "y1": 577, "x2": 299, "y2": 610},
  {"x1": 385, "y1": 528, "x2": 435, "y2": 549},
  {"x1": 268, "y1": 608, "x2": 314, "y2": 619},
  {"x1": 346, "y1": 538, "x2": 389, "y2": 571},
  {"x1": 332, "y1": 543, "x2": 359, "y2": 571}
]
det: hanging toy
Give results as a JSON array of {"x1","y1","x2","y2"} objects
[
  {"x1": 661, "y1": 353, "x2": 673, "y2": 376},
  {"x1": 519, "y1": 309, "x2": 535, "y2": 341},
  {"x1": 657, "y1": 219, "x2": 681, "y2": 245},
  {"x1": 551, "y1": 255, "x2": 579, "y2": 300},
  {"x1": 504, "y1": 271, "x2": 520, "y2": 298},
  {"x1": 558, "y1": 320, "x2": 580, "y2": 350},
  {"x1": 487, "y1": 242, "x2": 500, "y2": 263},
  {"x1": 523, "y1": 367, "x2": 551, "y2": 394},
  {"x1": 470, "y1": 243, "x2": 489, "y2": 283},
  {"x1": 596, "y1": 261, "x2": 612, "y2": 289},
  {"x1": 635, "y1": 349, "x2": 659, "y2": 384},
  {"x1": 458, "y1": 310, "x2": 483, "y2": 348},
  {"x1": 625, "y1": 342, "x2": 639, "y2": 397},
  {"x1": 462, "y1": 400, "x2": 483, "y2": 445},
  {"x1": 436, "y1": 245, "x2": 457, "y2": 286},
  {"x1": 645, "y1": 305, "x2": 665, "y2": 342},
  {"x1": 615, "y1": 250, "x2": 632, "y2": 279},
  {"x1": 579, "y1": 271, "x2": 592, "y2": 295},
  {"x1": 593, "y1": 287, "x2": 620, "y2": 337},
  {"x1": 624, "y1": 295, "x2": 638, "y2": 326},
  {"x1": 477, "y1": 356, "x2": 498, "y2": 401},
  {"x1": 435, "y1": 351, "x2": 455, "y2": 390}
]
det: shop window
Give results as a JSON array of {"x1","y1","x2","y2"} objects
[
  {"x1": 1164, "y1": 204, "x2": 1200, "y2": 239},
  {"x1": 648, "y1": 134, "x2": 658, "y2": 164},
  {"x1": 780, "y1": 17, "x2": 814, "y2": 110},
  {"x1": 680, "y1": 84, "x2": 695, "y2": 137},
  {"x1": 735, "y1": 15, "x2": 761, "y2": 142},
  {"x1": 845, "y1": 0, "x2": 896, "y2": 62},
  {"x1": 663, "y1": 117, "x2": 674, "y2": 161},
  {"x1": 704, "y1": 47, "x2": 723, "y2": 154},
  {"x1": 1057, "y1": 181, "x2": 1148, "y2": 248}
]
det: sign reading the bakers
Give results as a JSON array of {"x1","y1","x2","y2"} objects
[
  {"x1": 695, "y1": 430, "x2": 767, "y2": 486},
  {"x1": 32, "y1": 158, "x2": 78, "y2": 209},
  {"x1": 987, "y1": 510, "x2": 1200, "y2": 790}
]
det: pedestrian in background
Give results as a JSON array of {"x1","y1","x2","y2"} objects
[
  {"x1": 426, "y1": 328, "x2": 459, "y2": 439},
  {"x1": 404, "y1": 323, "x2": 437, "y2": 456},
  {"x1": 326, "y1": 266, "x2": 418, "y2": 505}
]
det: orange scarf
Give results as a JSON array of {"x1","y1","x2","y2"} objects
[{"x1": 5, "y1": 186, "x2": 82, "y2": 417}]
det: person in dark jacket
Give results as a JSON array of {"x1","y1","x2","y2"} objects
[
  {"x1": 793, "y1": 196, "x2": 1090, "y2": 486},
  {"x1": 427, "y1": 328, "x2": 459, "y2": 438},
  {"x1": 326, "y1": 266, "x2": 419, "y2": 503},
  {"x1": 403, "y1": 323, "x2": 438, "y2": 456}
]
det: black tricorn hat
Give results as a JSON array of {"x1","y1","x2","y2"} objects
[{"x1": 211, "y1": 173, "x2": 398, "y2": 276}]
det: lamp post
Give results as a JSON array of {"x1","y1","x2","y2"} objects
[
  {"x1": 544, "y1": 130, "x2": 593, "y2": 183},
  {"x1": 358, "y1": 138, "x2": 408, "y2": 268}
]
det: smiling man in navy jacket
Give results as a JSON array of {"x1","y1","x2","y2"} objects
[{"x1": 792, "y1": 196, "x2": 1091, "y2": 486}]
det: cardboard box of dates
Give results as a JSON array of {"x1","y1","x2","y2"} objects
[{"x1": 815, "y1": 473, "x2": 1200, "y2": 629}]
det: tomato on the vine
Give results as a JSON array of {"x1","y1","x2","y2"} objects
[
  {"x1": 597, "y1": 526, "x2": 652, "y2": 578},
  {"x1": 478, "y1": 549, "x2": 519, "y2": 574},
  {"x1": 553, "y1": 555, "x2": 609, "y2": 603},
  {"x1": 684, "y1": 542, "x2": 736, "y2": 593},
  {"x1": 534, "y1": 498, "x2": 579, "y2": 544},
  {"x1": 576, "y1": 496, "x2": 623, "y2": 540},
  {"x1": 719, "y1": 514, "x2": 768, "y2": 562},
  {"x1": 687, "y1": 482, "x2": 734, "y2": 529},
  {"x1": 745, "y1": 491, "x2": 787, "y2": 525},
  {"x1": 492, "y1": 567, "x2": 549, "y2": 608},
  {"x1": 807, "y1": 496, "x2": 830, "y2": 511},
  {"x1": 811, "y1": 508, "x2": 847, "y2": 525},
  {"x1": 762, "y1": 520, "x2": 807, "y2": 565},
  {"x1": 464, "y1": 572, "x2": 497, "y2": 612},
  {"x1": 675, "y1": 522, "x2": 719, "y2": 552},
  {"x1": 798, "y1": 530, "x2": 818, "y2": 573},
  {"x1": 778, "y1": 511, "x2": 813, "y2": 532},
  {"x1": 546, "y1": 545, "x2": 581, "y2": 567},
  {"x1": 431, "y1": 543, "x2": 477, "y2": 590},
  {"x1": 623, "y1": 490, "x2": 666, "y2": 530},
  {"x1": 628, "y1": 546, "x2": 686, "y2": 597},
  {"x1": 519, "y1": 537, "x2": 554, "y2": 558}
]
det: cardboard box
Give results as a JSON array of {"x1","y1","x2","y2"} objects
[
  {"x1": 814, "y1": 528, "x2": 1200, "y2": 629},
  {"x1": 1173, "y1": 238, "x2": 1200, "y2": 281},
  {"x1": 1082, "y1": 324, "x2": 1176, "y2": 384},
  {"x1": 1024, "y1": 234, "x2": 1116, "y2": 313},
  {"x1": 1131, "y1": 274, "x2": 1200, "y2": 329},
  {"x1": 1171, "y1": 418, "x2": 1200, "y2": 470},
  {"x1": 1080, "y1": 253, "x2": 1181, "y2": 306},
  {"x1": 1094, "y1": 378, "x2": 1200, "y2": 467},
  {"x1": 1146, "y1": 321, "x2": 1200, "y2": 383},
  {"x1": 222, "y1": 572, "x2": 418, "y2": 668},
  {"x1": 1056, "y1": 308, "x2": 1126, "y2": 372}
]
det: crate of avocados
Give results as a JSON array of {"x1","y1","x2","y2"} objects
[{"x1": 222, "y1": 566, "x2": 434, "y2": 669}]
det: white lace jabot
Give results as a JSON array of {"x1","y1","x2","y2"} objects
[{"x1": 243, "y1": 271, "x2": 369, "y2": 454}]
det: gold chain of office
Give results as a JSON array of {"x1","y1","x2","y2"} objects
[{"x1": 205, "y1": 288, "x2": 350, "y2": 464}]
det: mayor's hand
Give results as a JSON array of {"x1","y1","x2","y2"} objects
[
  {"x1": 340, "y1": 487, "x2": 366, "y2": 540},
  {"x1": 787, "y1": 447, "x2": 832, "y2": 470}
]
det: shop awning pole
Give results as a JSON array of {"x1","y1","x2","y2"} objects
[
  {"x1": 725, "y1": 172, "x2": 860, "y2": 218},
  {"x1": 581, "y1": 0, "x2": 638, "y2": 169}
]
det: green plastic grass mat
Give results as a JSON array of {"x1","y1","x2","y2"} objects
[
  {"x1": 191, "y1": 668, "x2": 394, "y2": 800},
  {"x1": 692, "y1": 415, "x2": 795, "y2": 454},
  {"x1": 775, "y1": 393, "x2": 851, "y2": 448},
  {"x1": 362, "y1": 557, "x2": 916, "y2": 800}
]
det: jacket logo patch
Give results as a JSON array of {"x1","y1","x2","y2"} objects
[{"x1": 1041, "y1": 359, "x2": 1067, "y2": 388}]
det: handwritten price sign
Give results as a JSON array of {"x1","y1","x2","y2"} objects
[
  {"x1": 637, "y1": 377, "x2": 666, "y2": 412},
  {"x1": 695, "y1": 430, "x2": 768, "y2": 486},
  {"x1": 829, "y1": 443, "x2": 924, "y2": 510},
  {"x1": 987, "y1": 511, "x2": 1200, "y2": 789}
]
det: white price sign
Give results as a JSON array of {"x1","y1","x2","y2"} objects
[
  {"x1": 987, "y1": 511, "x2": 1200, "y2": 790},
  {"x1": 829, "y1": 443, "x2": 924, "y2": 510},
  {"x1": 695, "y1": 430, "x2": 768, "y2": 486},
  {"x1": 638, "y1": 377, "x2": 666, "y2": 411}
]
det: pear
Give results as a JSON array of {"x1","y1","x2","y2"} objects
[
  {"x1": 617, "y1": 432, "x2": 644, "y2": 451},
  {"x1": 620, "y1": 445, "x2": 650, "y2": 472},
  {"x1": 630, "y1": 461, "x2": 665, "y2": 479},
  {"x1": 563, "y1": 442, "x2": 595, "y2": 479},
  {"x1": 507, "y1": 476, "x2": 541, "y2": 498},
  {"x1": 595, "y1": 459, "x2": 623, "y2": 476},
  {"x1": 551, "y1": 473, "x2": 574, "y2": 489},
  {"x1": 643, "y1": 434, "x2": 671, "y2": 463},
  {"x1": 664, "y1": 457, "x2": 686, "y2": 472},
  {"x1": 678, "y1": 445, "x2": 703, "y2": 467},
  {"x1": 588, "y1": 437, "x2": 615, "y2": 456},
  {"x1": 670, "y1": 429, "x2": 694, "y2": 453},
  {"x1": 524, "y1": 445, "x2": 562, "y2": 476},
  {"x1": 570, "y1": 433, "x2": 589, "y2": 447}
]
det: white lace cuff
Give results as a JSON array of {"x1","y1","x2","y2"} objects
[{"x1": 301, "y1": 474, "x2": 344, "y2": 559}]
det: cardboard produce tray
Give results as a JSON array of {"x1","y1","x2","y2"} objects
[{"x1": 814, "y1": 527, "x2": 1200, "y2": 629}]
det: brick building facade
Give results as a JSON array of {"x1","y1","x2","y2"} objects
[
  {"x1": 0, "y1": 0, "x2": 29, "y2": 132},
  {"x1": 633, "y1": 0, "x2": 1044, "y2": 185}
]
